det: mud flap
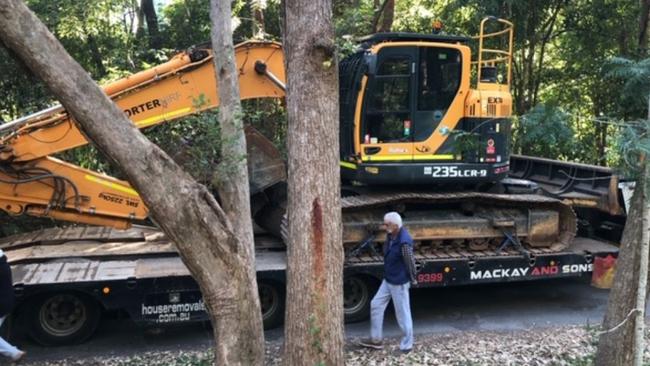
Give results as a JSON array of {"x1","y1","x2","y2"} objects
[{"x1": 591, "y1": 254, "x2": 616, "y2": 289}]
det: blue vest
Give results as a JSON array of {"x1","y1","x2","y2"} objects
[{"x1": 383, "y1": 227, "x2": 413, "y2": 285}]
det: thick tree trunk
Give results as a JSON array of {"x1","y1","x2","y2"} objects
[
  {"x1": 282, "y1": 0, "x2": 345, "y2": 364},
  {"x1": 0, "y1": 1, "x2": 261, "y2": 365},
  {"x1": 595, "y1": 159, "x2": 649, "y2": 365},
  {"x1": 209, "y1": 0, "x2": 265, "y2": 363}
]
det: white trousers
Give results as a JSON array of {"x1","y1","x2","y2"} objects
[
  {"x1": 369, "y1": 280, "x2": 414, "y2": 351},
  {"x1": 0, "y1": 316, "x2": 20, "y2": 359}
]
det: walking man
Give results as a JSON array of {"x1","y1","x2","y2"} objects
[
  {"x1": 0, "y1": 249, "x2": 25, "y2": 362},
  {"x1": 359, "y1": 212, "x2": 417, "y2": 353}
]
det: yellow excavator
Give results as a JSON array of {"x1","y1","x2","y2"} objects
[{"x1": 0, "y1": 17, "x2": 576, "y2": 257}]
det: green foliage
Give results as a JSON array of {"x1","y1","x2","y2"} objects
[
  {"x1": 334, "y1": 0, "x2": 375, "y2": 37},
  {"x1": 145, "y1": 98, "x2": 287, "y2": 189},
  {"x1": 602, "y1": 56, "x2": 650, "y2": 178},
  {"x1": 160, "y1": 0, "x2": 211, "y2": 49},
  {"x1": 513, "y1": 104, "x2": 575, "y2": 159},
  {"x1": 0, "y1": 212, "x2": 60, "y2": 237},
  {"x1": 336, "y1": 35, "x2": 358, "y2": 60},
  {"x1": 244, "y1": 99, "x2": 287, "y2": 158},
  {"x1": 604, "y1": 57, "x2": 650, "y2": 119},
  {"x1": 147, "y1": 109, "x2": 222, "y2": 187},
  {"x1": 614, "y1": 120, "x2": 650, "y2": 177}
]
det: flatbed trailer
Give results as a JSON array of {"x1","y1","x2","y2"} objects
[{"x1": 2, "y1": 225, "x2": 618, "y2": 346}]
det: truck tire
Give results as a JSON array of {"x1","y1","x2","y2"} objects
[
  {"x1": 344, "y1": 276, "x2": 377, "y2": 323},
  {"x1": 26, "y1": 292, "x2": 101, "y2": 346},
  {"x1": 259, "y1": 281, "x2": 284, "y2": 330}
]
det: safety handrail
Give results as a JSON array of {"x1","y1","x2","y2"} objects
[{"x1": 473, "y1": 16, "x2": 513, "y2": 89}]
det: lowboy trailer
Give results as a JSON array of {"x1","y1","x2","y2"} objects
[{"x1": 4, "y1": 224, "x2": 617, "y2": 346}]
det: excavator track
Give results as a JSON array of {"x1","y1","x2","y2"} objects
[
  {"x1": 2, "y1": 193, "x2": 576, "y2": 265},
  {"x1": 341, "y1": 192, "x2": 577, "y2": 260}
]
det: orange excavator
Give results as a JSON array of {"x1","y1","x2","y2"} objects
[{"x1": 0, "y1": 18, "x2": 576, "y2": 256}]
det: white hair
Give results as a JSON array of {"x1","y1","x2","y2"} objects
[{"x1": 384, "y1": 212, "x2": 403, "y2": 228}]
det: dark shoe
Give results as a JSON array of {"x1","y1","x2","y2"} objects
[
  {"x1": 357, "y1": 338, "x2": 384, "y2": 350},
  {"x1": 395, "y1": 348, "x2": 412, "y2": 355}
]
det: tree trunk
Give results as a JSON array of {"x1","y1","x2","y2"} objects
[
  {"x1": 634, "y1": 166, "x2": 649, "y2": 365},
  {"x1": 209, "y1": 0, "x2": 265, "y2": 363},
  {"x1": 282, "y1": 0, "x2": 345, "y2": 364},
  {"x1": 596, "y1": 137, "x2": 649, "y2": 364},
  {"x1": 0, "y1": 1, "x2": 262, "y2": 365},
  {"x1": 251, "y1": 0, "x2": 266, "y2": 38},
  {"x1": 141, "y1": 0, "x2": 161, "y2": 48},
  {"x1": 85, "y1": 33, "x2": 107, "y2": 78},
  {"x1": 377, "y1": 0, "x2": 394, "y2": 33},
  {"x1": 639, "y1": 0, "x2": 650, "y2": 53},
  {"x1": 371, "y1": 0, "x2": 390, "y2": 33},
  {"x1": 135, "y1": 0, "x2": 146, "y2": 40}
]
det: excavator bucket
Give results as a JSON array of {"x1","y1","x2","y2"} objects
[{"x1": 245, "y1": 125, "x2": 286, "y2": 194}]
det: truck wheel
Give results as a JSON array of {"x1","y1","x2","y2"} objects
[
  {"x1": 26, "y1": 292, "x2": 101, "y2": 346},
  {"x1": 344, "y1": 276, "x2": 376, "y2": 323},
  {"x1": 259, "y1": 281, "x2": 284, "y2": 330}
]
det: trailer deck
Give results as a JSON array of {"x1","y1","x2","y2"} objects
[{"x1": 4, "y1": 222, "x2": 618, "y2": 288}]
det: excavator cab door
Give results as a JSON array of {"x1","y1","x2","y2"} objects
[
  {"x1": 412, "y1": 46, "x2": 463, "y2": 152},
  {"x1": 360, "y1": 47, "x2": 417, "y2": 162}
]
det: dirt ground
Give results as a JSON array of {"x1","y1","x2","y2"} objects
[{"x1": 10, "y1": 325, "x2": 606, "y2": 366}]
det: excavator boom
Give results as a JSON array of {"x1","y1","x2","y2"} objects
[{"x1": 0, "y1": 41, "x2": 286, "y2": 228}]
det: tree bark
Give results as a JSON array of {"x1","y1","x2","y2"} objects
[
  {"x1": 596, "y1": 143, "x2": 649, "y2": 364},
  {"x1": 135, "y1": 0, "x2": 146, "y2": 40},
  {"x1": 0, "y1": 1, "x2": 262, "y2": 365},
  {"x1": 210, "y1": 0, "x2": 265, "y2": 363},
  {"x1": 634, "y1": 163, "x2": 649, "y2": 365},
  {"x1": 282, "y1": 0, "x2": 344, "y2": 364},
  {"x1": 251, "y1": 0, "x2": 266, "y2": 38},
  {"x1": 141, "y1": 0, "x2": 161, "y2": 48},
  {"x1": 371, "y1": 0, "x2": 390, "y2": 33},
  {"x1": 85, "y1": 32, "x2": 107, "y2": 78},
  {"x1": 377, "y1": 0, "x2": 394, "y2": 33},
  {"x1": 639, "y1": 0, "x2": 650, "y2": 53}
]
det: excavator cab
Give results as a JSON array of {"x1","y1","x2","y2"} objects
[{"x1": 339, "y1": 17, "x2": 514, "y2": 186}]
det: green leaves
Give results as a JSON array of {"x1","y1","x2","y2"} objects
[
  {"x1": 514, "y1": 104, "x2": 575, "y2": 159},
  {"x1": 603, "y1": 57, "x2": 650, "y2": 118},
  {"x1": 601, "y1": 56, "x2": 650, "y2": 176}
]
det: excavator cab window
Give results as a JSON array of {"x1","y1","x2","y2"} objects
[
  {"x1": 362, "y1": 48, "x2": 415, "y2": 145},
  {"x1": 413, "y1": 47, "x2": 461, "y2": 142}
]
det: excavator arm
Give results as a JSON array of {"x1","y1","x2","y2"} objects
[{"x1": 0, "y1": 41, "x2": 287, "y2": 229}]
